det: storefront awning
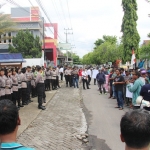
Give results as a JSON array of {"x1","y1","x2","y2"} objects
[{"x1": 0, "y1": 53, "x2": 26, "y2": 63}]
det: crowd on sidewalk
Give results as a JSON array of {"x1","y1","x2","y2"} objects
[{"x1": 87, "y1": 64, "x2": 150, "y2": 111}]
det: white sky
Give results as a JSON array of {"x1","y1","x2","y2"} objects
[{"x1": 0, "y1": 0, "x2": 150, "y2": 58}]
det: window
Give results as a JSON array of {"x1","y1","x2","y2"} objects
[{"x1": 8, "y1": 32, "x2": 11, "y2": 43}]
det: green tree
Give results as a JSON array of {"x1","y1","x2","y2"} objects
[
  {"x1": 121, "y1": 0, "x2": 140, "y2": 62},
  {"x1": 82, "y1": 35, "x2": 123, "y2": 65},
  {"x1": 9, "y1": 30, "x2": 42, "y2": 58},
  {"x1": 139, "y1": 43, "x2": 150, "y2": 59},
  {"x1": 0, "y1": 13, "x2": 15, "y2": 35}
]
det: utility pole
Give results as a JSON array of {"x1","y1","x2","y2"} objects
[
  {"x1": 64, "y1": 28, "x2": 73, "y2": 62},
  {"x1": 42, "y1": 17, "x2": 45, "y2": 61},
  {"x1": 64, "y1": 28, "x2": 73, "y2": 43}
]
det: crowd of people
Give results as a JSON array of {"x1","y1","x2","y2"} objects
[
  {"x1": 0, "y1": 66, "x2": 61, "y2": 111},
  {"x1": 84, "y1": 65, "x2": 150, "y2": 111}
]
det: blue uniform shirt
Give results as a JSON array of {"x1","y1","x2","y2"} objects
[{"x1": 0, "y1": 142, "x2": 34, "y2": 150}]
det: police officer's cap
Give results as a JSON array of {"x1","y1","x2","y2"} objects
[
  {"x1": 37, "y1": 66, "x2": 42, "y2": 71},
  {"x1": 27, "y1": 66, "x2": 31, "y2": 69}
]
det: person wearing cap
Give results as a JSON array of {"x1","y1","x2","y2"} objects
[
  {"x1": 56, "y1": 65, "x2": 61, "y2": 88},
  {"x1": 25, "y1": 66, "x2": 33, "y2": 104},
  {"x1": 21, "y1": 68, "x2": 28, "y2": 105},
  {"x1": 41, "y1": 67, "x2": 46, "y2": 103},
  {"x1": 45, "y1": 67, "x2": 51, "y2": 91},
  {"x1": 96, "y1": 68, "x2": 106, "y2": 94},
  {"x1": 12, "y1": 69, "x2": 19, "y2": 108},
  {"x1": 65, "y1": 67, "x2": 72, "y2": 87},
  {"x1": 0, "y1": 68, "x2": 7, "y2": 100},
  {"x1": 35, "y1": 67, "x2": 46, "y2": 110},
  {"x1": 17, "y1": 68, "x2": 24, "y2": 108},
  {"x1": 51, "y1": 67, "x2": 57, "y2": 90},
  {"x1": 139, "y1": 70, "x2": 148, "y2": 85},
  {"x1": 31, "y1": 68, "x2": 36, "y2": 98},
  {"x1": 5, "y1": 69, "x2": 12, "y2": 101}
]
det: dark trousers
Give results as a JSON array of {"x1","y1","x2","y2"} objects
[
  {"x1": 98, "y1": 82, "x2": 106, "y2": 94},
  {"x1": 43, "y1": 83, "x2": 46, "y2": 100},
  {"x1": 109, "y1": 85, "x2": 113, "y2": 97},
  {"x1": 82, "y1": 79, "x2": 89, "y2": 89},
  {"x1": 94, "y1": 79, "x2": 96, "y2": 85},
  {"x1": 52, "y1": 79, "x2": 56, "y2": 90},
  {"x1": 0, "y1": 95, "x2": 5, "y2": 100},
  {"x1": 22, "y1": 88, "x2": 27, "y2": 104},
  {"x1": 45, "y1": 79, "x2": 51, "y2": 90},
  {"x1": 37, "y1": 83, "x2": 44, "y2": 106},
  {"x1": 88, "y1": 75, "x2": 91, "y2": 84},
  {"x1": 18, "y1": 88, "x2": 22, "y2": 105},
  {"x1": 27, "y1": 81, "x2": 31, "y2": 101},
  {"x1": 12, "y1": 91, "x2": 18, "y2": 105},
  {"x1": 60, "y1": 73, "x2": 63, "y2": 81},
  {"x1": 65, "y1": 75, "x2": 71, "y2": 87},
  {"x1": 5, "y1": 94, "x2": 12, "y2": 101},
  {"x1": 56, "y1": 76, "x2": 60, "y2": 87},
  {"x1": 31, "y1": 86, "x2": 36, "y2": 97},
  {"x1": 115, "y1": 90, "x2": 124, "y2": 108}
]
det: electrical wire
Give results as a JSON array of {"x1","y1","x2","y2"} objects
[
  {"x1": 36, "y1": 0, "x2": 65, "y2": 42},
  {"x1": 5, "y1": 0, "x2": 65, "y2": 42},
  {"x1": 59, "y1": 0, "x2": 69, "y2": 28},
  {"x1": 66, "y1": 0, "x2": 75, "y2": 46}
]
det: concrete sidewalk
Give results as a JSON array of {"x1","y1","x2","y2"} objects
[{"x1": 18, "y1": 90, "x2": 57, "y2": 136}]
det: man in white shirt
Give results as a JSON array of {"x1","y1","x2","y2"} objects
[
  {"x1": 87, "y1": 67, "x2": 92, "y2": 85},
  {"x1": 59, "y1": 66, "x2": 64, "y2": 81},
  {"x1": 82, "y1": 68, "x2": 90, "y2": 90}
]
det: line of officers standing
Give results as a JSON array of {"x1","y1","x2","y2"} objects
[{"x1": 0, "y1": 66, "x2": 60, "y2": 110}]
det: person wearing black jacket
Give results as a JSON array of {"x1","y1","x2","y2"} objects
[{"x1": 96, "y1": 69, "x2": 106, "y2": 94}]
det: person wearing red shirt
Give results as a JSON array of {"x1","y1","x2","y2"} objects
[{"x1": 78, "y1": 67, "x2": 83, "y2": 83}]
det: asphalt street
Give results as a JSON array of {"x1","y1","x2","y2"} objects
[{"x1": 82, "y1": 82, "x2": 128, "y2": 150}]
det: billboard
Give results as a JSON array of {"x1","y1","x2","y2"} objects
[{"x1": 57, "y1": 43, "x2": 71, "y2": 50}]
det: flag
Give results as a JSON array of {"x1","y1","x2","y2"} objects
[{"x1": 131, "y1": 50, "x2": 136, "y2": 65}]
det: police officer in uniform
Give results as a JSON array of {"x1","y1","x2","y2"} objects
[
  {"x1": 51, "y1": 67, "x2": 57, "y2": 90},
  {"x1": 21, "y1": 68, "x2": 28, "y2": 105},
  {"x1": 17, "y1": 68, "x2": 24, "y2": 107},
  {"x1": 35, "y1": 67, "x2": 46, "y2": 110},
  {"x1": 25, "y1": 66, "x2": 33, "y2": 103},
  {"x1": 12, "y1": 69, "x2": 19, "y2": 108},
  {"x1": 0, "y1": 68, "x2": 7, "y2": 100},
  {"x1": 5, "y1": 69, "x2": 12, "y2": 101},
  {"x1": 45, "y1": 67, "x2": 51, "y2": 91},
  {"x1": 65, "y1": 67, "x2": 72, "y2": 87}
]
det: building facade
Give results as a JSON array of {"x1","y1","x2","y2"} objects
[{"x1": 0, "y1": 7, "x2": 58, "y2": 66}]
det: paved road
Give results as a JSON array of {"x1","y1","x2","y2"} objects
[
  {"x1": 82, "y1": 82, "x2": 128, "y2": 150},
  {"x1": 18, "y1": 86, "x2": 89, "y2": 150}
]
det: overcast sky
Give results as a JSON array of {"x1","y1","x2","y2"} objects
[{"x1": 1, "y1": 0, "x2": 150, "y2": 57}]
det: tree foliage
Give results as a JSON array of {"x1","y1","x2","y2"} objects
[
  {"x1": 82, "y1": 35, "x2": 123, "y2": 65},
  {"x1": 0, "y1": 13, "x2": 16, "y2": 35},
  {"x1": 121, "y1": 0, "x2": 140, "y2": 62},
  {"x1": 9, "y1": 30, "x2": 42, "y2": 58},
  {"x1": 139, "y1": 43, "x2": 150, "y2": 59},
  {"x1": 64, "y1": 51, "x2": 82, "y2": 64}
]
